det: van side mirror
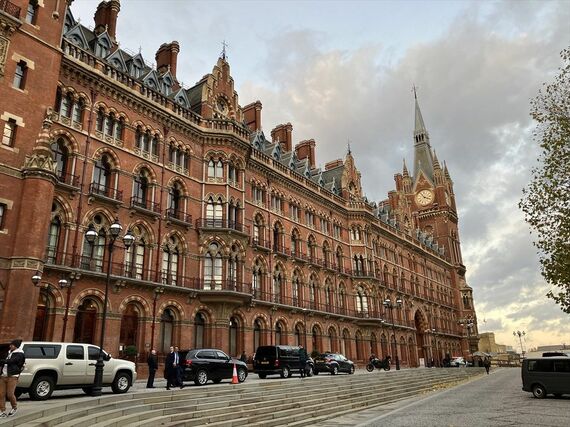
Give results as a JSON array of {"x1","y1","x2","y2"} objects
[{"x1": 105, "y1": 353, "x2": 111, "y2": 361}]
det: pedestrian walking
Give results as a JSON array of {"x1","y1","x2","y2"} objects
[
  {"x1": 0, "y1": 339, "x2": 26, "y2": 418},
  {"x1": 165, "y1": 346, "x2": 176, "y2": 390},
  {"x1": 174, "y1": 346, "x2": 184, "y2": 388},
  {"x1": 146, "y1": 349, "x2": 158, "y2": 388},
  {"x1": 484, "y1": 357, "x2": 491, "y2": 375},
  {"x1": 239, "y1": 351, "x2": 247, "y2": 363},
  {"x1": 298, "y1": 345, "x2": 308, "y2": 378}
]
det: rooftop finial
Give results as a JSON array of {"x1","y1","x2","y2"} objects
[
  {"x1": 412, "y1": 83, "x2": 418, "y2": 100},
  {"x1": 221, "y1": 40, "x2": 229, "y2": 60},
  {"x1": 347, "y1": 139, "x2": 352, "y2": 155}
]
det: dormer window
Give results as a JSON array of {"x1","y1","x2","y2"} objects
[
  {"x1": 96, "y1": 37, "x2": 110, "y2": 58},
  {"x1": 111, "y1": 58, "x2": 123, "y2": 71}
]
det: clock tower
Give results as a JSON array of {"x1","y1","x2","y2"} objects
[{"x1": 398, "y1": 90, "x2": 479, "y2": 353}]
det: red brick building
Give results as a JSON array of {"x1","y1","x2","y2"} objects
[{"x1": 0, "y1": 0, "x2": 478, "y2": 367}]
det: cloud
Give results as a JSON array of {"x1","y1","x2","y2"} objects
[{"x1": 239, "y1": 1, "x2": 570, "y2": 347}]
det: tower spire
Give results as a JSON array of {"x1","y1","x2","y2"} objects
[
  {"x1": 402, "y1": 159, "x2": 410, "y2": 177},
  {"x1": 411, "y1": 88, "x2": 434, "y2": 182}
]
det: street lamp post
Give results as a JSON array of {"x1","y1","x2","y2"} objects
[
  {"x1": 58, "y1": 271, "x2": 81, "y2": 342},
  {"x1": 383, "y1": 297, "x2": 402, "y2": 370},
  {"x1": 150, "y1": 286, "x2": 165, "y2": 352},
  {"x1": 513, "y1": 330, "x2": 526, "y2": 357},
  {"x1": 85, "y1": 218, "x2": 134, "y2": 397}
]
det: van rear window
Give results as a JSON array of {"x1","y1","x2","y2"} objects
[
  {"x1": 23, "y1": 344, "x2": 61, "y2": 359},
  {"x1": 255, "y1": 346, "x2": 277, "y2": 358}
]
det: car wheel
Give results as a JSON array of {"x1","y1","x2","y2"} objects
[
  {"x1": 532, "y1": 384, "x2": 546, "y2": 399},
  {"x1": 349, "y1": 365, "x2": 355, "y2": 375},
  {"x1": 258, "y1": 373, "x2": 267, "y2": 379},
  {"x1": 331, "y1": 366, "x2": 338, "y2": 375},
  {"x1": 213, "y1": 378, "x2": 222, "y2": 384},
  {"x1": 29, "y1": 375, "x2": 55, "y2": 401},
  {"x1": 237, "y1": 368, "x2": 247, "y2": 383},
  {"x1": 194, "y1": 369, "x2": 208, "y2": 386},
  {"x1": 112, "y1": 372, "x2": 131, "y2": 394},
  {"x1": 280, "y1": 366, "x2": 290, "y2": 378},
  {"x1": 82, "y1": 387, "x2": 94, "y2": 395}
]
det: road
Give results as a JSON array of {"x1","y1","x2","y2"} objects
[{"x1": 316, "y1": 368, "x2": 569, "y2": 427}]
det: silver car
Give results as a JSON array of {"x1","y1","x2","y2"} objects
[{"x1": 1, "y1": 341, "x2": 137, "y2": 400}]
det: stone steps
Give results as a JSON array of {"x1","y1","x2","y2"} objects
[{"x1": 1, "y1": 368, "x2": 483, "y2": 427}]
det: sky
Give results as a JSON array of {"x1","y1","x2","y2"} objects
[{"x1": 71, "y1": 0, "x2": 570, "y2": 350}]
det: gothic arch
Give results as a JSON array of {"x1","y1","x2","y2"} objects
[
  {"x1": 50, "y1": 129, "x2": 80, "y2": 153},
  {"x1": 72, "y1": 289, "x2": 108, "y2": 311},
  {"x1": 92, "y1": 146, "x2": 121, "y2": 169},
  {"x1": 118, "y1": 295, "x2": 150, "y2": 316},
  {"x1": 158, "y1": 300, "x2": 185, "y2": 320},
  {"x1": 132, "y1": 162, "x2": 158, "y2": 183}
]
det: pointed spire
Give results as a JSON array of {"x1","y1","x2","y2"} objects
[
  {"x1": 402, "y1": 159, "x2": 410, "y2": 178},
  {"x1": 433, "y1": 150, "x2": 441, "y2": 169},
  {"x1": 444, "y1": 161, "x2": 451, "y2": 180},
  {"x1": 414, "y1": 88, "x2": 428, "y2": 141}
]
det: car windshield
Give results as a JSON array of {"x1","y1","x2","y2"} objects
[{"x1": 255, "y1": 346, "x2": 277, "y2": 358}]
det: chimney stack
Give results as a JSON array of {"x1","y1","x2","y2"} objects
[
  {"x1": 156, "y1": 41, "x2": 180, "y2": 77},
  {"x1": 295, "y1": 139, "x2": 316, "y2": 168},
  {"x1": 94, "y1": 0, "x2": 121, "y2": 40},
  {"x1": 271, "y1": 123, "x2": 293, "y2": 152},
  {"x1": 243, "y1": 101, "x2": 263, "y2": 131},
  {"x1": 325, "y1": 159, "x2": 343, "y2": 170}
]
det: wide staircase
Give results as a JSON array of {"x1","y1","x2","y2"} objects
[{"x1": 4, "y1": 368, "x2": 484, "y2": 427}]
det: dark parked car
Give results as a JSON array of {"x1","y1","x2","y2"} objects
[
  {"x1": 253, "y1": 345, "x2": 313, "y2": 378},
  {"x1": 314, "y1": 353, "x2": 355, "y2": 375},
  {"x1": 181, "y1": 348, "x2": 247, "y2": 386}
]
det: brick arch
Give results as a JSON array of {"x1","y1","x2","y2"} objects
[
  {"x1": 93, "y1": 101, "x2": 111, "y2": 113},
  {"x1": 132, "y1": 161, "x2": 158, "y2": 183},
  {"x1": 50, "y1": 129, "x2": 80, "y2": 153},
  {"x1": 228, "y1": 239, "x2": 246, "y2": 258},
  {"x1": 252, "y1": 313, "x2": 269, "y2": 329},
  {"x1": 125, "y1": 219, "x2": 156, "y2": 246},
  {"x1": 166, "y1": 176, "x2": 189, "y2": 196},
  {"x1": 204, "y1": 192, "x2": 226, "y2": 202},
  {"x1": 81, "y1": 207, "x2": 116, "y2": 228},
  {"x1": 204, "y1": 150, "x2": 228, "y2": 161},
  {"x1": 158, "y1": 300, "x2": 185, "y2": 320},
  {"x1": 252, "y1": 255, "x2": 268, "y2": 273},
  {"x1": 229, "y1": 308, "x2": 248, "y2": 326},
  {"x1": 119, "y1": 295, "x2": 150, "y2": 317},
  {"x1": 72, "y1": 289, "x2": 110, "y2": 311},
  {"x1": 92, "y1": 146, "x2": 121, "y2": 169},
  {"x1": 200, "y1": 236, "x2": 228, "y2": 255},
  {"x1": 52, "y1": 194, "x2": 75, "y2": 224},
  {"x1": 161, "y1": 230, "x2": 188, "y2": 253},
  {"x1": 190, "y1": 305, "x2": 214, "y2": 322},
  {"x1": 40, "y1": 283, "x2": 64, "y2": 306}
]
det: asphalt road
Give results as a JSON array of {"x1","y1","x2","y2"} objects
[{"x1": 321, "y1": 368, "x2": 569, "y2": 427}]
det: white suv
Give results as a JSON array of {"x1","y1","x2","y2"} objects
[{"x1": 1, "y1": 341, "x2": 137, "y2": 400}]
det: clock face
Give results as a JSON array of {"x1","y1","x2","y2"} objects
[
  {"x1": 217, "y1": 98, "x2": 227, "y2": 114},
  {"x1": 415, "y1": 189, "x2": 434, "y2": 206}
]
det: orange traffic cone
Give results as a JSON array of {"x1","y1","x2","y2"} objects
[{"x1": 231, "y1": 363, "x2": 239, "y2": 384}]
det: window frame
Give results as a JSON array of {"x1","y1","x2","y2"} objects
[
  {"x1": 2, "y1": 119, "x2": 17, "y2": 147},
  {"x1": 13, "y1": 61, "x2": 28, "y2": 89}
]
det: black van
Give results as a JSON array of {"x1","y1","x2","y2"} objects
[
  {"x1": 253, "y1": 345, "x2": 312, "y2": 378},
  {"x1": 522, "y1": 357, "x2": 570, "y2": 398}
]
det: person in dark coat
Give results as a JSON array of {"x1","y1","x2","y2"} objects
[
  {"x1": 146, "y1": 349, "x2": 158, "y2": 388},
  {"x1": 165, "y1": 346, "x2": 176, "y2": 390},
  {"x1": 484, "y1": 357, "x2": 491, "y2": 375},
  {"x1": 298, "y1": 345, "x2": 308, "y2": 378},
  {"x1": 239, "y1": 351, "x2": 247, "y2": 363},
  {"x1": 174, "y1": 346, "x2": 184, "y2": 388},
  {"x1": 0, "y1": 339, "x2": 25, "y2": 418}
]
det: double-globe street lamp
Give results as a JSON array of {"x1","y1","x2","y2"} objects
[
  {"x1": 85, "y1": 218, "x2": 134, "y2": 397},
  {"x1": 383, "y1": 297, "x2": 402, "y2": 370}
]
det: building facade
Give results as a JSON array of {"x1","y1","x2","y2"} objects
[{"x1": 0, "y1": 0, "x2": 478, "y2": 366}]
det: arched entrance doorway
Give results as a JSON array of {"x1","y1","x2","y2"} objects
[
  {"x1": 33, "y1": 289, "x2": 51, "y2": 341},
  {"x1": 160, "y1": 308, "x2": 175, "y2": 352},
  {"x1": 74, "y1": 298, "x2": 98, "y2": 344},
  {"x1": 414, "y1": 310, "x2": 428, "y2": 365},
  {"x1": 120, "y1": 303, "x2": 140, "y2": 352}
]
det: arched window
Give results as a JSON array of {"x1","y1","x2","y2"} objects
[
  {"x1": 228, "y1": 163, "x2": 238, "y2": 183},
  {"x1": 253, "y1": 214, "x2": 264, "y2": 246},
  {"x1": 168, "y1": 182, "x2": 182, "y2": 216},
  {"x1": 252, "y1": 258, "x2": 264, "y2": 298},
  {"x1": 96, "y1": 37, "x2": 110, "y2": 57},
  {"x1": 81, "y1": 219, "x2": 106, "y2": 272},
  {"x1": 228, "y1": 244, "x2": 240, "y2": 290},
  {"x1": 51, "y1": 139, "x2": 69, "y2": 181},
  {"x1": 273, "y1": 265, "x2": 283, "y2": 303},
  {"x1": 208, "y1": 159, "x2": 215, "y2": 178},
  {"x1": 194, "y1": 313, "x2": 206, "y2": 348},
  {"x1": 216, "y1": 159, "x2": 223, "y2": 177},
  {"x1": 162, "y1": 236, "x2": 180, "y2": 286},
  {"x1": 92, "y1": 154, "x2": 112, "y2": 194},
  {"x1": 308, "y1": 235, "x2": 316, "y2": 261},
  {"x1": 295, "y1": 324, "x2": 302, "y2": 346},
  {"x1": 272, "y1": 222, "x2": 282, "y2": 252},
  {"x1": 309, "y1": 276, "x2": 317, "y2": 309},
  {"x1": 133, "y1": 169, "x2": 149, "y2": 208},
  {"x1": 356, "y1": 286, "x2": 368, "y2": 314},
  {"x1": 253, "y1": 319, "x2": 262, "y2": 352},
  {"x1": 325, "y1": 282, "x2": 334, "y2": 312},
  {"x1": 275, "y1": 322, "x2": 282, "y2": 345},
  {"x1": 206, "y1": 196, "x2": 223, "y2": 227},
  {"x1": 228, "y1": 200, "x2": 240, "y2": 229},
  {"x1": 322, "y1": 241, "x2": 330, "y2": 267},
  {"x1": 291, "y1": 230, "x2": 299, "y2": 257},
  {"x1": 336, "y1": 247, "x2": 343, "y2": 272},
  {"x1": 160, "y1": 309, "x2": 175, "y2": 352},
  {"x1": 292, "y1": 272, "x2": 301, "y2": 306},
  {"x1": 338, "y1": 285, "x2": 346, "y2": 314},
  {"x1": 60, "y1": 93, "x2": 73, "y2": 118},
  {"x1": 125, "y1": 226, "x2": 147, "y2": 280},
  {"x1": 46, "y1": 215, "x2": 61, "y2": 263},
  {"x1": 204, "y1": 242, "x2": 222, "y2": 290}
]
